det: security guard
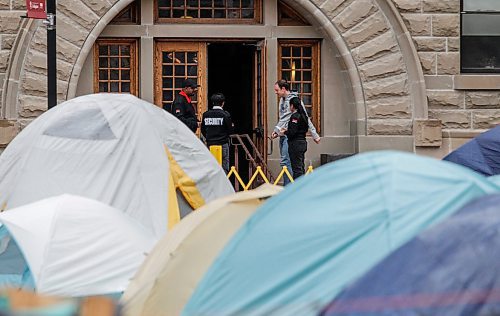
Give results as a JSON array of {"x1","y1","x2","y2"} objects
[
  {"x1": 281, "y1": 97, "x2": 308, "y2": 179},
  {"x1": 201, "y1": 93, "x2": 233, "y2": 173},
  {"x1": 167, "y1": 79, "x2": 199, "y2": 133}
]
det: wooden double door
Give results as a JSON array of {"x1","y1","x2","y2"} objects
[{"x1": 154, "y1": 40, "x2": 267, "y2": 159}]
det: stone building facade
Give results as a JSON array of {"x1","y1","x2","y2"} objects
[{"x1": 0, "y1": 0, "x2": 497, "y2": 171}]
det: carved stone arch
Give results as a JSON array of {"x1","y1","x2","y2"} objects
[
  {"x1": 2, "y1": 0, "x2": 134, "y2": 122},
  {"x1": 285, "y1": 0, "x2": 428, "y2": 137},
  {"x1": 2, "y1": 18, "x2": 38, "y2": 119},
  {"x1": 374, "y1": 0, "x2": 428, "y2": 119},
  {"x1": 67, "y1": 0, "x2": 136, "y2": 100},
  {"x1": 283, "y1": 0, "x2": 367, "y2": 135}
]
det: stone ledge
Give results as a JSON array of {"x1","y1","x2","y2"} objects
[
  {"x1": 454, "y1": 75, "x2": 500, "y2": 90},
  {"x1": 357, "y1": 135, "x2": 414, "y2": 152},
  {"x1": 441, "y1": 129, "x2": 484, "y2": 138}
]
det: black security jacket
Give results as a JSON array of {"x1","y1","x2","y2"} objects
[
  {"x1": 170, "y1": 93, "x2": 198, "y2": 132},
  {"x1": 285, "y1": 112, "x2": 308, "y2": 142},
  {"x1": 201, "y1": 106, "x2": 233, "y2": 146}
]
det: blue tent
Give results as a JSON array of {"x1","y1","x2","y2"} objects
[
  {"x1": 183, "y1": 151, "x2": 499, "y2": 316},
  {"x1": 0, "y1": 225, "x2": 34, "y2": 289},
  {"x1": 323, "y1": 193, "x2": 500, "y2": 316},
  {"x1": 443, "y1": 126, "x2": 500, "y2": 176}
]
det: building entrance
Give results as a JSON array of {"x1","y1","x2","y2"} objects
[
  {"x1": 208, "y1": 42, "x2": 257, "y2": 182},
  {"x1": 208, "y1": 42, "x2": 254, "y2": 140},
  {"x1": 154, "y1": 40, "x2": 267, "y2": 183}
]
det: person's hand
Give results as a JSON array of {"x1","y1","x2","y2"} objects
[
  {"x1": 314, "y1": 137, "x2": 321, "y2": 144},
  {"x1": 279, "y1": 128, "x2": 287, "y2": 136},
  {"x1": 271, "y1": 131, "x2": 278, "y2": 139}
]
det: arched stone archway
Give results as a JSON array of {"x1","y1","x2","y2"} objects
[
  {"x1": 2, "y1": 0, "x2": 131, "y2": 121},
  {"x1": 288, "y1": 0, "x2": 427, "y2": 137},
  {"x1": 3, "y1": 0, "x2": 427, "y2": 141}
]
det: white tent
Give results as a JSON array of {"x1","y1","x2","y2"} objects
[
  {"x1": 0, "y1": 94, "x2": 234, "y2": 237},
  {"x1": 0, "y1": 194, "x2": 156, "y2": 297}
]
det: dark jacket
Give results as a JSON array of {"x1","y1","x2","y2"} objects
[
  {"x1": 201, "y1": 106, "x2": 233, "y2": 145},
  {"x1": 169, "y1": 92, "x2": 198, "y2": 132},
  {"x1": 285, "y1": 112, "x2": 308, "y2": 142}
]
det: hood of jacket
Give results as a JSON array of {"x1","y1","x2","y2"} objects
[
  {"x1": 286, "y1": 91, "x2": 299, "y2": 101},
  {"x1": 279, "y1": 91, "x2": 299, "y2": 116}
]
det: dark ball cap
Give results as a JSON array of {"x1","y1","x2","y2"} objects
[{"x1": 182, "y1": 79, "x2": 200, "y2": 88}]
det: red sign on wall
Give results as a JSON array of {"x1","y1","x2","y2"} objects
[{"x1": 26, "y1": 0, "x2": 47, "y2": 19}]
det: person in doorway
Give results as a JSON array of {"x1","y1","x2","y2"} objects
[
  {"x1": 166, "y1": 79, "x2": 199, "y2": 133},
  {"x1": 201, "y1": 93, "x2": 234, "y2": 173},
  {"x1": 271, "y1": 79, "x2": 320, "y2": 184},
  {"x1": 280, "y1": 97, "x2": 309, "y2": 179}
]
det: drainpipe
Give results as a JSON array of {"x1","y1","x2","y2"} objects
[{"x1": 44, "y1": 0, "x2": 57, "y2": 109}]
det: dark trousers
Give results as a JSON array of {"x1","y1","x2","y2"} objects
[
  {"x1": 288, "y1": 139, "x2": 307, "y2": 179},
  {"x1": 221, "y1": 143, "x2": 230, "y2": 174}
]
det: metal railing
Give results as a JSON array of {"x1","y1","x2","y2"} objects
[
  {"x1": 209, "y1": 135, "x2": 314, "y2": 191},
  {"x1": 229, "y1": 134, "x2": 274, "y2": 190}
]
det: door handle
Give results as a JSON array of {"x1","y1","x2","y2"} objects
[{"x1": 268, "y1": 136, "x2": 273, "y2": 156}]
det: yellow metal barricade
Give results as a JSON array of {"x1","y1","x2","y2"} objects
[
  {"x1": 227, "y1": 166, "x2": 246, "y2": 189},
  {"x1": 227, "y1": 165, "x2": 314, "y2": 190},
  {"x1": 246, "y1": 166, "x2": 270, "y2": 190},
  {"x1": 305, "y1": 165, "x2": 314, "y2": 175},
  {"x1": 273, "y1": 166, "x2": 294, "y2": 185}
]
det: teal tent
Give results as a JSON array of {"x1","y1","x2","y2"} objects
[
  {"x1": 0, "y1": 225, "x2": 34, "y2": 289},
  {"x1": 183, "y1": 151, "x2": 499, "y2": 316},
  {"x1": 489, "y1": 174, "x2": 500, "y2": 186}
]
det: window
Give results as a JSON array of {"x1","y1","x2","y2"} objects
[
  {"x1": 155, "y1": 0, "x2": 262, "y2": 24},
  {"x1": 461, "y1": 0, "x2": 500, "y2": 72},
  {"x1": 94, "y1": 39, "x2": 138, "y2": 95},
  {"x1": 110, "y1": 0, "x2": 140, "y2": 25},
  {"x1": 278, "y1": 0, "x2": 310, "y2": 26},
  {"x1": 278, "y1": 40, "x2": 321, "y2": 131}
]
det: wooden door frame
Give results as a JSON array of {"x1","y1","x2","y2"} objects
[
  {"x1": 154, "y1": 41, "x2": 208, "y2": 120},
  {"x1": 253, "y1": 39, "x2": 267, "y2": 158}
]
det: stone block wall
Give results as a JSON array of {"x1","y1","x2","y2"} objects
[
  {"x1": 313, "y1": 0, "x2": 415, "y2": 136},
  {"x1": 396, "y1": 0, "x2": 500, "y2": 134},
  {"x1": 0, "y1": 0, "x2": 120, "y2": 148},
  {"x1": 15, "y1": 0, "x2": 119, "y2": 122}
]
